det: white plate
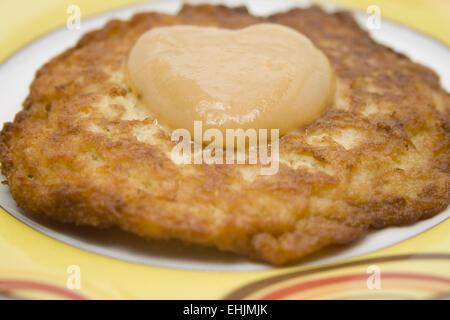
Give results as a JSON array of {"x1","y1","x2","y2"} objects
[{"x1": 0, "y1": 0, "x2": 448, "y2": 272}]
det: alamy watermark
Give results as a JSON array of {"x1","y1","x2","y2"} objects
[
  {"x1": 66, "y1": 5, "x2": 81, "y2": 30},
  {"x1": 171, "y1": 121, "x2": 280, "y2": 175},
  {"x1": 66, "y1": 264, "x2": 81, "y2": 290},
  {"x1": 366, "y1": 265, "x2": 382, "y2": 290},
  {"x1": 366, "y1": 5, "x2": 381, "y2": 30}
]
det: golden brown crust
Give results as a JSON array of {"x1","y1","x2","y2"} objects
[{"x1": 0, "y1": 4, "x2": 449, "y2": 265}]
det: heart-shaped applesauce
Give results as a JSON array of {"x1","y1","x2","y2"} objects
[{"x1": 127, "y1": 23, "x2": 335, "y2": 138}]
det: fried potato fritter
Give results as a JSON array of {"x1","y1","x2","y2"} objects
[{"x1": 0, "y1": 4, "x2": 449, "y2": 265}]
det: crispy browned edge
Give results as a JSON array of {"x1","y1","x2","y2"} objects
[{"x1": 0, "y1": 4, "x2": 449, "y2": 265}]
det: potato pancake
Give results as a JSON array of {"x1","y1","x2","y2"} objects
[{"x1": 0, "y1": 4, "x2": 448, "y2": 265}]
